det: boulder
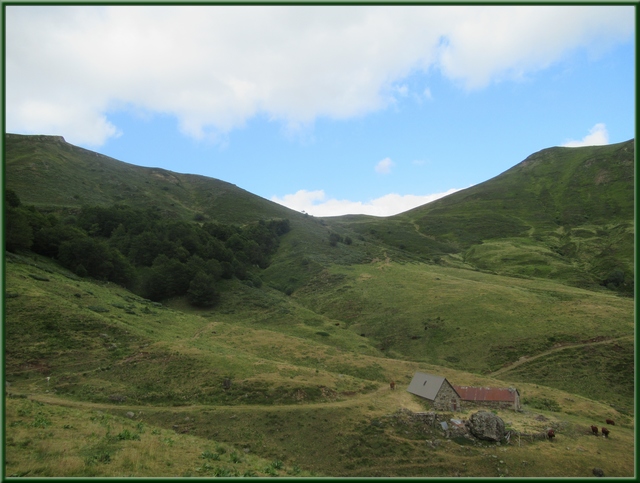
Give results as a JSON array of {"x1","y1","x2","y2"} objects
[{"x1": 467, "y1": 411, "x2": 505, "y2": 442}]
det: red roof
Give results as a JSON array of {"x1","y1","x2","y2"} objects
[{"x1": 453, "y1": 386, "x2": 518, "y2": 402}]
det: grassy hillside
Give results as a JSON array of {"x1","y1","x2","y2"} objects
[
  {"x1": 329, "y1": 140, "x2": 635, "y2": 294},
  {"x1": 291, "y1": 258, "x2": 634, "y2": 402},
  {"x1": 4, "y1": 134, "x2": 291, "y2": 223},
  {"x1": 6, "y1": 134, "x2": 633, "y2": 296},
  {"x1": 4, "y1": 254, "x2": 635, "y2": 477},
  {"x1": 3, "y1": 133, "x2": 635, "y2": 477},
  {"x1": 5, "y1": 134, "x2": 388, "y2": 295}
]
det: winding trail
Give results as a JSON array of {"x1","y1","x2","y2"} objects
[
  {"x1": 8, "y1": 382, "x2": 401, "y2": 415},
  {"x1": 11, "y1": 335, "x2": 632, "y2": 414},
  {"x1": 489, "y1": 335, "x2": 633, "y2": 378},
  {"x1": 412, "y1": 222, "x2": 430, "y2": 239}
]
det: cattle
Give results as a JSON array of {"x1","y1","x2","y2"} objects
[
  {"x1": 605, "y1": 419, "x2": 615, "y2": 426},
  {"x1": 547, "y1": 429, "x2": 555, "y2": 440},
  {"x1": 601, "y1": 427, "x2": 610, "y2": 438},
  {"x1": 591, "y1": 425, "x2": 599, "y2": 435},
  {"x1": 389, "y1": 381, "x2": 396, "y2": 390}
]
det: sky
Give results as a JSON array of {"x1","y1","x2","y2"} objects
[{"x1": 5, "y1": 5, "x2": 636, "y2": 217}]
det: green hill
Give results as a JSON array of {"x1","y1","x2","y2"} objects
[
  {"x1": 5, "y1": 133, "x2": 295, "y2": 222},
  {"x1": 330, "y1": 140, "x2": 635, "y2": 294},
  {"x1": 3, "y1": 133, "x2": 635, "y2": 477}
]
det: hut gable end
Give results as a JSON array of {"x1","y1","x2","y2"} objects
[{"x1": 407, "y1": 372, "x2": 461, "y2": 412}]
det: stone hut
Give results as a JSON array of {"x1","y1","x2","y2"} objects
[
  {"x1": 407, "y1": 372, "x2": 462, "y2": 411},
  {"x1": 452, "y1": 386, "x2": 521, "y2": 411}
]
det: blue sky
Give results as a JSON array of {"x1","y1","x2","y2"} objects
[{"x1": 5, "y1": 5, "x2": 635, "y2": 216}]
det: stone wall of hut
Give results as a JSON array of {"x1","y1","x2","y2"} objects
[
  {"x1": 433, "y1": 381, "x2": 462, "y2": 411},
  {"x1": 462, "y1": 400, "x2": 518, "y2": 411}
]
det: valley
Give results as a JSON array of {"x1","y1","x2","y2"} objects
[{"x1": 3, "y1": 134, "x2": 635, "y2": 477}]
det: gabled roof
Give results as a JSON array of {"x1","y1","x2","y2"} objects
[
  {"x1": 452, "y1": 386, "x2": 519, "y2": 402},
  {"x1": 407, "y1": 372, "x2": 458, "y2": 400}
]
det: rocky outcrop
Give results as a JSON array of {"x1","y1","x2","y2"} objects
[{"x1": 467, "y1": 411, "x2": 505, "y2": 442}]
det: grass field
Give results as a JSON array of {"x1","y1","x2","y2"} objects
[
  {"x1": 4, "y1": 251, "x2": 635, "y2": 477},
  {"x1": 293, "y1": 259, "x2": 634, "y2": 378}
]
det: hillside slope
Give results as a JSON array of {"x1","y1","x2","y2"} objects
[
  {"x1": 4, "y1": 253, "x2": 634, "y2": 477},
  {"x1": 5, "y1": 133, "x2": 294, "y2": 223},
  {"x1": 6, "y1": 134, "x2": 633, "y2": 295},
  {"x1": 330, "y1": 140, "x2": 635, "y2": 293}
]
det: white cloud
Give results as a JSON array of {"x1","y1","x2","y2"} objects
[
  {"x1": 271, "y1": 189, "x2": 326, "y2": 212},
  {"x1": 437, "y1": 6, "x2": 634, "y2": 90},
  {"x1": 375, "y1": 157, "x2": 395, "y2": 174},
  {"x1": 393, "y1": 84, "x2": 409, "y2": 97},
  {"x1": 271, "y1": 188, "x2": 464, "y2": 217},
  {"x1": 5, "y1": 5, "x2": 633, "y2": 145},
  {"x1": 562, "y1": 123, "x2": 610, "y2": 147}
]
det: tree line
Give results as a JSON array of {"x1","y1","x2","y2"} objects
[{"x1": 6, "y1": 190, "x2": 290, "y2": 307}]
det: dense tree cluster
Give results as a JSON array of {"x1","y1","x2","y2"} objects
[
  {"x1": 5, "y1": 191, "x2": 290, "y2": 306},
  {"x1": 328, "y1": 232, "x2": 352, "y2": 247}
]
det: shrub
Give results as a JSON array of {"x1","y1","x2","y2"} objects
[
  {"x1": 212, "y1": 466, "x2": 233, "y2": 477},
  {"x1": 201, "y1": 450, "x2": 220, "y2": 460},
  {"x1": 115, "y1": 429, "x2": 141, "y2": 441},
  {"x1": 32, "y1": 413, "x2": 51, "y2": 428},
  {"x1": 329, "y1": 233, "x2": 342, "y2": 247}
]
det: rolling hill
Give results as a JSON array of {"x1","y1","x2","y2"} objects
[
  {"x1": 329, "y1": 139, "x2": 635, "y2": 294},
  {"x1": 3, "y1": 133, "x2": 635, "y2": 477}
]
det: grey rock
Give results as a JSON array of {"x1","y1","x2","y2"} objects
[
  {"x1": 126, "y1": 411, "x2": 135, "y2": 419},
  {"x1": 467, "y1": 411, "x2": 505, "y2": 442}
]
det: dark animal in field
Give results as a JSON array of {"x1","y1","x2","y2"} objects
[
  {"x1": 605, "y1": 419, "x2": 615, "y2": 425},
  {"x1": 591, "y1": 425, "x2": 599, "y2": 435},
  {"x1": 547, "y1": 429, "x2": 555, "y2": 439},
  {"x1": 389, "y1": 381, "x2": 396, "y2": 390},
  {"x1": 601, "y1": 427, "x2": 610, "y2": 438}
]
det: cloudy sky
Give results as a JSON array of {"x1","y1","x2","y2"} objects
[{"x1": 5, "y1": 5, "x2": 635, "y2": 216}]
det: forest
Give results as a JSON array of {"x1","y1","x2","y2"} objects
[{"x1": 5, "y1": 189, "x2": 290, "y2": 306}]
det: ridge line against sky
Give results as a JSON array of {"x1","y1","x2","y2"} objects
[{"x1": 5, "y1": 5, "x2": 635, "y2": 216}]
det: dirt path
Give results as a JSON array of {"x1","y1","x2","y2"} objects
[
  {"x1": 10, "y1": 382, "x2": 406, "y2": 415},
  {"x1": 412, "y1": 222, "x2": 430, "y2": 239},
  {"x1": 490, "y1": 335, "x2": 633, "y2": 377}
]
